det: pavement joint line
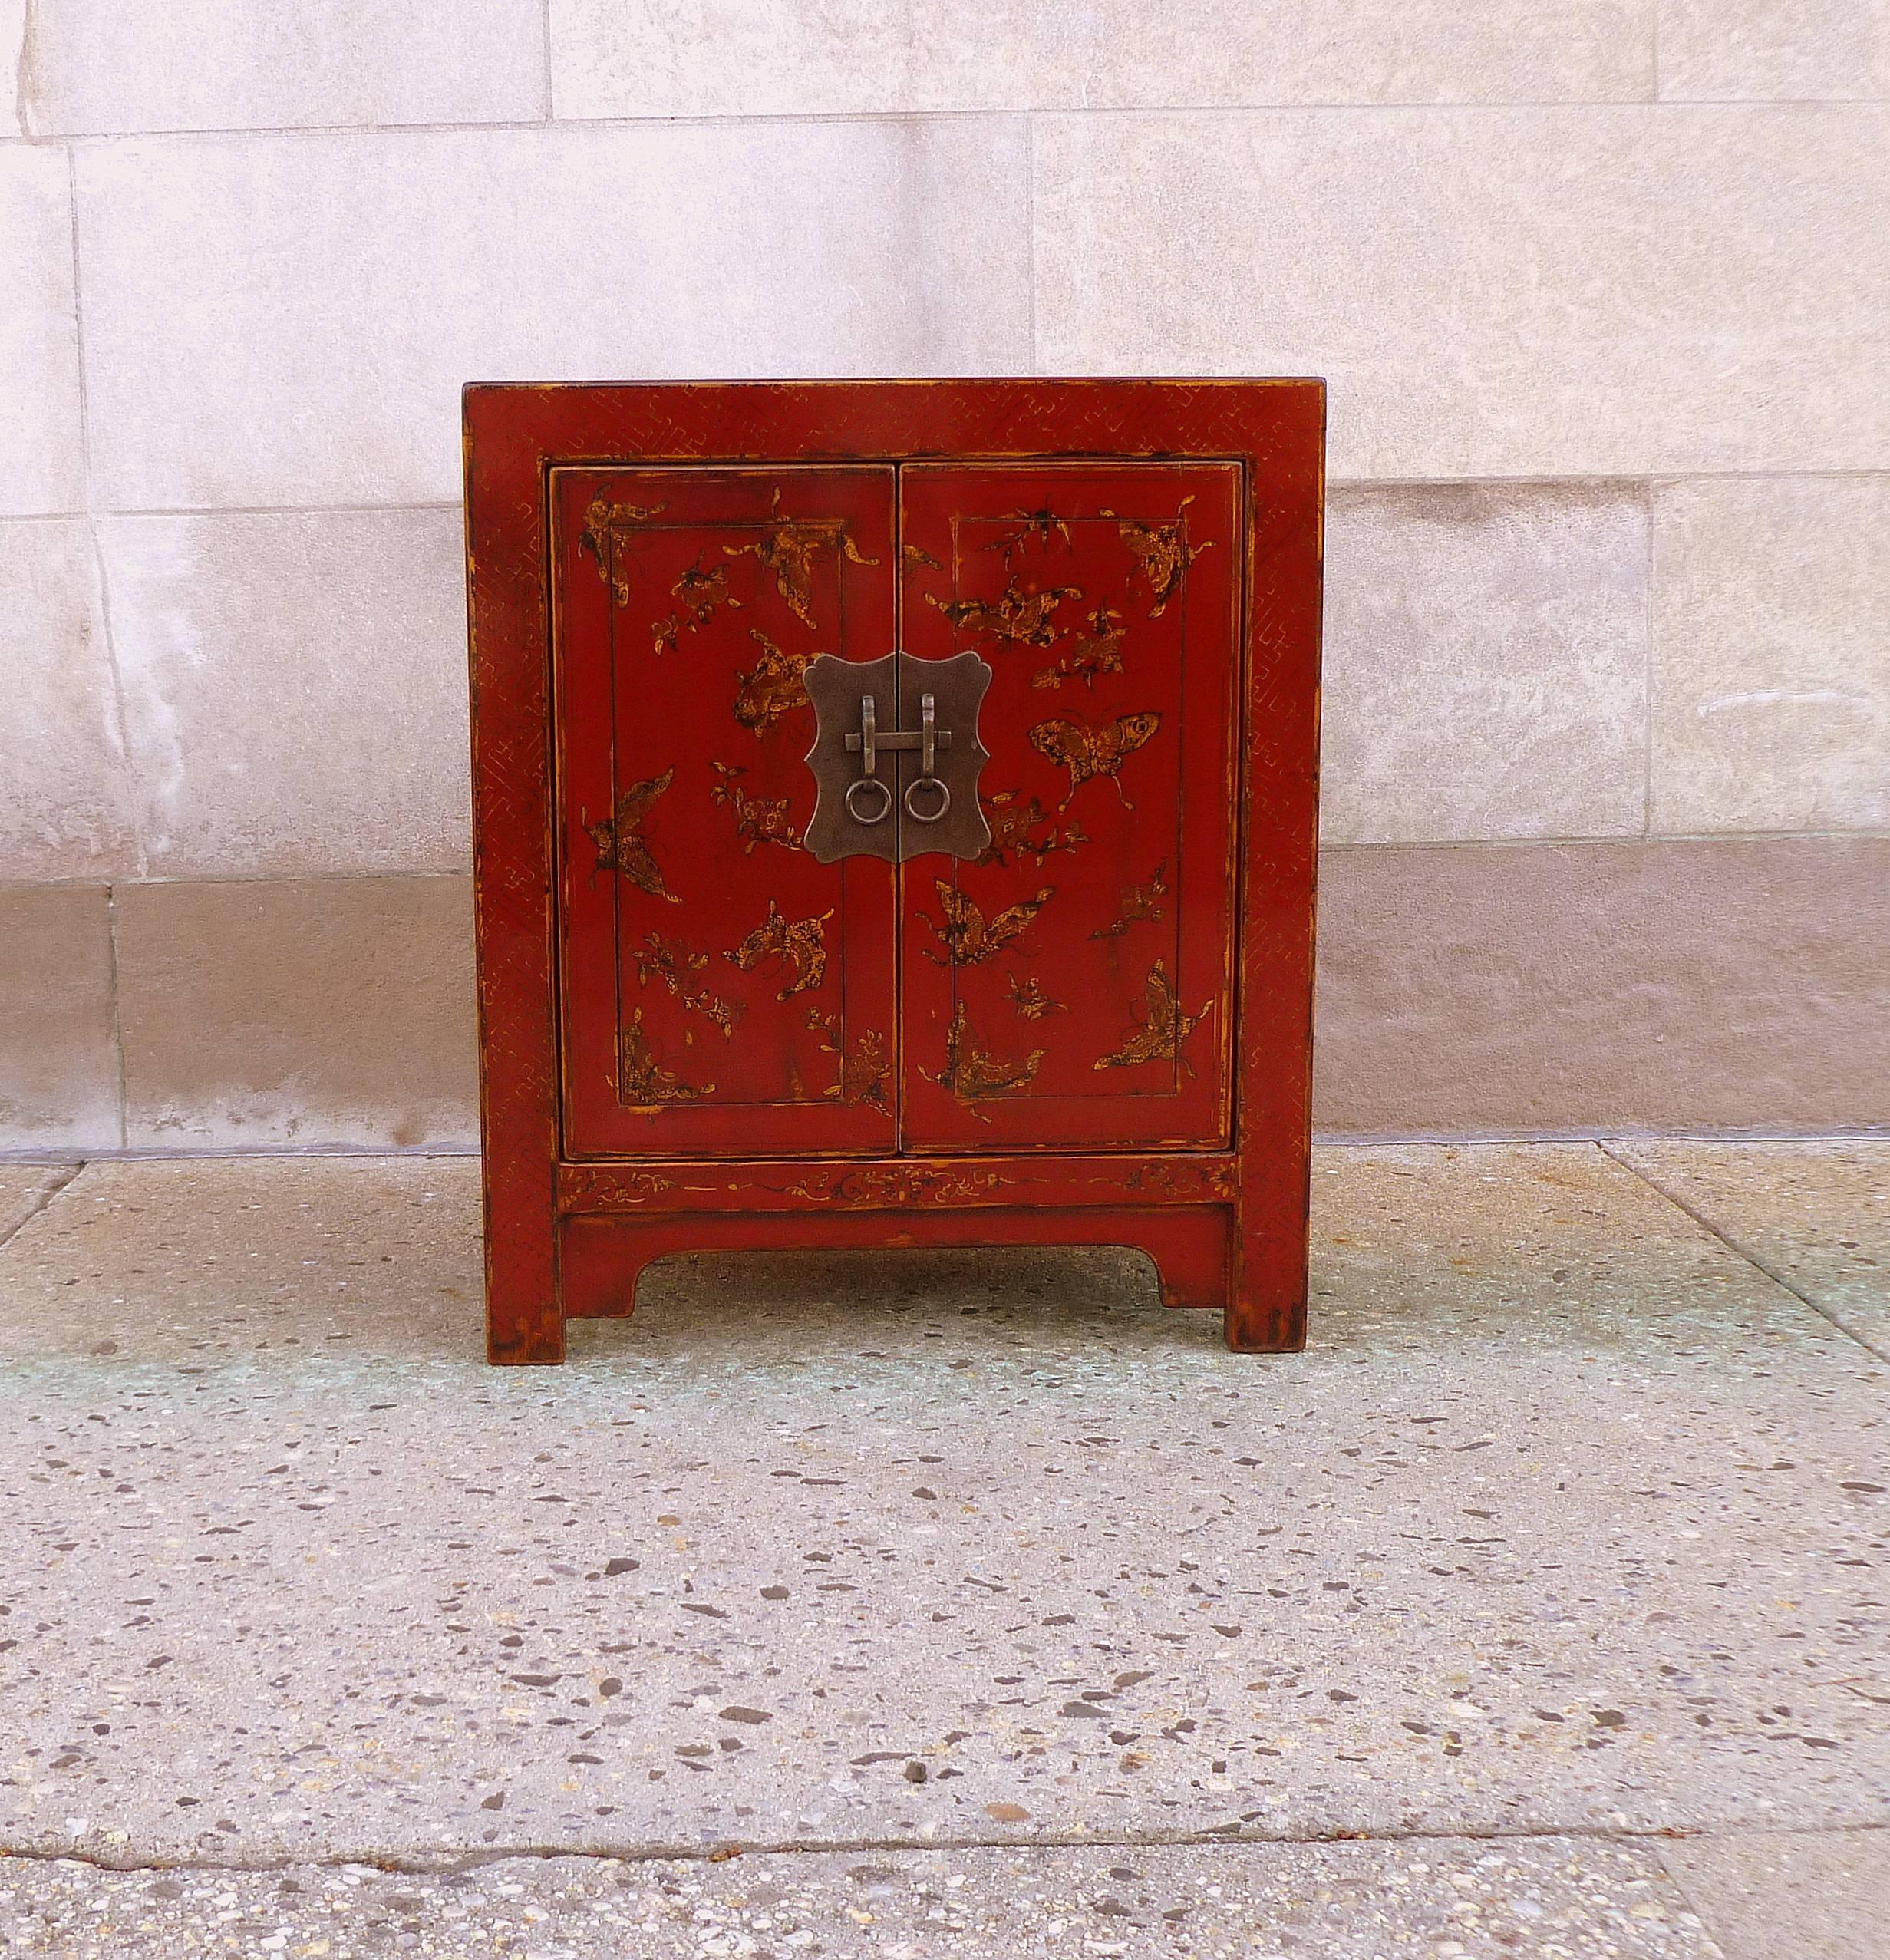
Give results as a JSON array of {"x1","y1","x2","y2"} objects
[
  {"x1": 1648, "y1": 1842, "x2": 1735, "y2": 1960},
  {"x1": 1, "y1": 1133, "x2": 1882, "y2": 1167},
  {"x1": 0, "y1": 1144, "x2": 483, "y2": 1165},
  {"x1": 0, "y1": 1160, "x2": 86, "y2": 1252},
  {"x1": 4, "y1": 1818, "x2": 1887, "y2": 1879},
  {"x1": 1599, "y1": 1140, "x2": 1890, "y2": 1366}
]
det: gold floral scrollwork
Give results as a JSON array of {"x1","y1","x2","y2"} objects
[
  {"x1": 586, "y1": 767, "x2": 681, "y2": 902},
  {"x1": 616, "y1": 1170, "x2": 678, "y2": 1203},
  {"x1": 1103, "y1": 496, "x2": 1210, "y2": 618},
  {"x1": 618, "y1": 1010, "x2": 714, "y2": 1109},
  {"x1": 724, "y1": 492, "x2": 879, "y2": 629},
  {"x1": 727, "y1": 899, "x2": 833, "y2": 1001},
  {"x1": 1004, "y1": 973, "x2": 1065, "y2": 1021},
  {"x1": 1094, "y1": 959, "x2": 1213, "y2": 1077},
  {"x1": 1090, "y1": 860, "x2": 1169, "y2": 940},
  {"x1": 853, "y1": 1164, "x2": 1006, "y2": 1204},
  {"x1": 978, "y1": 506, "x2": 1073, "y2": 564},
  {"x1": 928, "y1": 579, "x2": 1082, "y2": 649},
  {"x1": 708, "y1": 762, "x2": 800, "y2": 854},
  {"x1": 632, "y1": 932, "x2": 737, "y2": 1038},
  {"x1": 782, "y1": 1163, "x2": 1006, "y2": 1206},
  {"x1": 977, "y1": 791, "x2": 1088, "y2": 869},
  {"x1": 1121, "y1": 1160, "x2": 1238, "y2": 1202},
  {"x1": 926, "y1": 1001, "x2": 1045, "y2": 1115},
  {"x1": 922, "y1": 879, "x2": 1054, "y2": 967},
  {"x1": 1028, "y1": 711, "x2": 1162, "y2": 810},
  {"x1": 579, "y1": 495, "x2": 670, "y2": 606},
  {"x1": 734, "y1": 629, "x2": 821, "y2": 737},
  {"x1": 1032, "y1": 603, "x2": 1127, "y2": 691},
  {"x1": 652, "y1": 559, "x2": 741, "y2": 654},
  {"x1": 806, "y1": 1008, "x2": 891, "y2": 1111}
]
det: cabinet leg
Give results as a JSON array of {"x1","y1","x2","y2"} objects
[
  {"x1": 487, "y1": 1271, "x2": 565, "y2": 1364},
  {"x1": 483, "y1": 1156, "x2": 563, "y2": 1363},
  {"x1": 1225, "y1": 1215, "x2": 1308, "y2": 1353}
]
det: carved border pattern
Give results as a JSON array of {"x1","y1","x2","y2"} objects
[{"x1": 556, "y1": 1154, "x2": 1242, "y2": 1214}]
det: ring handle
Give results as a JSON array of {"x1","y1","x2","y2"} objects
[
  {"x1": 905, "y1": 775, "x2": 952, "y2": 823},
  {"x1": 845, "y1": 775, "x2": 893, "y2": 826}
]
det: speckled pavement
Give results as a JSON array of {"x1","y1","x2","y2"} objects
[
  {"x1": 0, "y1": 1836, "x2": 1729, "y2": 1958},
  {"x1": 1611, "y1": 1141, "x2": 1889, "y2": 1360},
  {"x1": 0, "y1": 1143, "x2": 1885, "y2": 1958},
  {"x1": 0, "y1": 1165, "x2": 77, "y2": 1247}
]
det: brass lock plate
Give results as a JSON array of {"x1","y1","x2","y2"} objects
[{"x1": 803, "y1": 650, "x2": 992, "y2": 864}]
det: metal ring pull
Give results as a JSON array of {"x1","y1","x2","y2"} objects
[
  {"x1": 905, "y1": 776, "x2": 952, "y2": 823},
  {"x1": 801, "y1": 650, "x2": 991, "y2": 864},
  {"x1": 846, "y1": 775, "x2": 893, "y2": 825}
]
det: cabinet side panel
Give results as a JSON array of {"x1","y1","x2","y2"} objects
[
  {"x1": 1230, "y1": 386, "x2": 1324, "y2": 1349},
  {"x1": 465, "y1": 395, "x2": 562, "y2": 1361}
]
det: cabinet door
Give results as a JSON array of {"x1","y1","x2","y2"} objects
[
  {"x1": 898, "y1": 463, "x2": 1241, "y2": 1152},
  {"x1": 555, "y1": 467, "x2": 898, "y2": 1158}
]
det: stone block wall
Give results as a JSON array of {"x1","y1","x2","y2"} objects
[{"x1": 2, "y1": 1, "x2": 1885, "y2": 1149}]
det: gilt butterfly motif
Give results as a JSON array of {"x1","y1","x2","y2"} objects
[
  {"x1": 929, "y1": 579, "x2": 1083, "y2": 650},
  {"x1": 1105, "y1": 497, "x2": 1211, "y2": 618},
  {"x1": 1094, "y1": 959, "x2": 1213, "y2": 1075},
  {"x1": 927, "y1": 1001, "x2": 1045, "y2": 1113},
  {"x1": 727, "y1": 899, "x2": 832, "y2": 1001},
  {"x1": 585, "y1": 768, "x2": 680, "y2": 903},
  {"x1": 724, "y1": 492, "x2": 879, "y2": 629},
  {"x1": 578, "y1": 494, "x2": 668, "y2": 607},
  {"x1": 922, "y1": 880, "x2": 1054, "y2": 967},
  {"x1": 1028, "y1": 711, "x2": 1162, "y2": 809},
  {"x1": 733, "y1": 629, "x2": 820, "y2": 737}
]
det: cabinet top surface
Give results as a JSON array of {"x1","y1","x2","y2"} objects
[
  {"x1": 465, "y1": 376, "x2": 1325, "y2": 396},
  {"x1": 462, "y1": 378, "x2": 1327, "y2": 476}
]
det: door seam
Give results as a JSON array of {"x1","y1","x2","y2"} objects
[{"x1": 892, "y1": 461, "x2": 908, "y2": 1156}]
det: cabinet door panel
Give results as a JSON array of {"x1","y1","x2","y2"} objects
[
  {"x1": 898, "y1": 463, "x2": 1240, "y2": 1152},
  {"x1": 555, "y1": 467, "x2": 897, "y2": 1158}
]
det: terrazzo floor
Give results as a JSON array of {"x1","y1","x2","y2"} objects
[{"x1": 0, "y1": 1141, "x2": 1882, "y2": 1957}]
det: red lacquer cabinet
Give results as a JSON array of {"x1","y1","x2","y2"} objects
[{"x1": 463, "y1": 381, "x2": 1323, "y2": 1361}]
